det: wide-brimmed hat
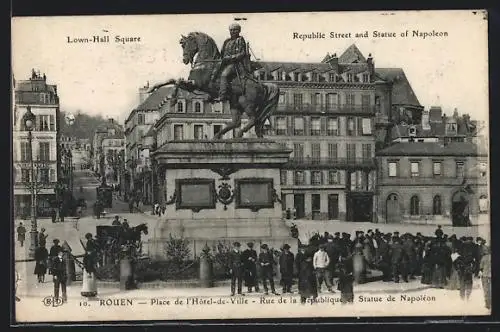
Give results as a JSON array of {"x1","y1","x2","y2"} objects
[
  {"x1": 233, "y1": 242, "x2": 241, "y2": 247},
  {"x1": 247, "y1": 242, "x2": 254, "y2": 247},
  {"x1": 261, "y1": 244, "x2": 268, "y2": 250},
  {"x1": 53, "y1": 239, "x2": 60, "y2": 244},
  {"x1": 282, "y1": 243, "x2": 291, "y2": 250}
]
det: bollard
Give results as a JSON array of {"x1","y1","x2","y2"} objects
[
  {"x1": 120, "y1": 257, "x2": 132, "y2": 290},
  {"x1": 81, "y1": 268, "x2": 98, "y2": 297},
  {"x1": 199, "y1": 255, "x2": 213, "y2": 288}
]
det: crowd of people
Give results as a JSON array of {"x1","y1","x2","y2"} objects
[{"x1": 227, "y1": 226, "x2": 491, "y2": 308}]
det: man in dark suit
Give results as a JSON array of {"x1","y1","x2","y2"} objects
[
  {"x1": 51, "y1": 250, "x2": 68, "y2": 303},
  {"x1": 228, "y1": 242, "x2": 244, "y2": 296},
  {"x1": 279, "y1": 243, "x2": 295, "y2": 294},
  {"x1": 376, "y1": 234, "x2": 392, "y2": 282},
  {"x1": 242, "y1": 242, "x2": 259, "y2": 293},
  {"x1": 259, "y1": 244, "x2": 279, "y2": 295},
  {"x1": 390, "y1": 236, "x2": 407, "y2": 283}
]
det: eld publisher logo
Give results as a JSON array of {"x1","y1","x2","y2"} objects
[{"x1": 42, "y1": 296, "x2": 64, "y2": 307}]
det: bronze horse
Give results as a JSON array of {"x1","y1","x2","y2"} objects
[{"x1": 149, "y1": 32, "x2": 280, "y2": 139}]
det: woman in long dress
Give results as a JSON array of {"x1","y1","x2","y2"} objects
[
  {"x1": 421, "y1": 241, "x2": 433, "y2": 285},
  {"x1": 296, "y1": 246, "x2": 318, "y2": 304},
  {"x1": 446, "y1": 247, "x2": 461, "y2": 290},
  {"x1": 34, "y1": 244, "x2": 49, "y2": 283}
]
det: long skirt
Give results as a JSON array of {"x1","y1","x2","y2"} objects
[
  {"x1": 34, "y1": 262, "x2": 47, "y2": 275},
  {"x1": 432, "y1": 265, "x2": 447, "y2": 288},
  {"x1": 445, "y1": 267, "x2": 460, "y2": 290},
  {"x1": 421, "y1": 262, "x2": 433, "y2": 285}
]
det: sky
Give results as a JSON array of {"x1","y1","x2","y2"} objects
[{"x1": 12, "y1": 10, "x2": 488, "y2": 125}]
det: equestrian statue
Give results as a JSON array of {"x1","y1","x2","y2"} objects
[{"x1": 148, "y1": 23, "x2": 280, "y2": 139}]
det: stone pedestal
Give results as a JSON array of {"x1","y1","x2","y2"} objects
[{"x1": 150, "y1": 139, "x2": 297, "y2": 258}]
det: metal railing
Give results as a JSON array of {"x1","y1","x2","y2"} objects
[
  {"x1": 276, "y1": 103, "x2": 375, "y2": 114},
  {"x1": 285, "y1": 157, "x2": 376, "y2": 168}
]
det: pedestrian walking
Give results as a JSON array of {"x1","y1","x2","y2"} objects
[
  {"x1": 228, "y1": 242, "x2": 244, "y2": 296},
  {"x1": 51, "y1": 208, "x2": 57, "y2": 223},
  {"x1": 296, "y1": 245, "x2": 318, "y2": 304},
  {"x1": 17, "y1": 222, "x2": 26, "y2": 247},
  {"x1": 279, "y1": 243, "x2": 294, "y2": 294},
  {"x1": 454, "y1": 247, "x2": 475, "y2": 301},
  {"x1": 34, "y1": 244, "x2": 49, "y2": 283},
  {"x1": 51, "y1": 250, "x2": 68, "y2": 303},
  {"x1": 259, "y1": 244, "x2": 279, "y2": 295},
  {"x1": 479, "y1": 247, "x2": 491, "y2": 310},
  {"x1": 38, "y1": 228, "x2": 48, "y2": 248}
]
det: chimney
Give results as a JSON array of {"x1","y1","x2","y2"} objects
[
  {"x1": 108, "y1": 118, "x2": 114, "y2": 124},
  {"x1": 327, "y1": 53, "x2": 338, "y2": 72},
  {"x1": 139, "y1": 84, "x2": 151, "y2": 104},
  {"x1": 421, "y1": 109, "x2": 430, "y2": 130},
  {"x1": 367, "y1": 53, "x2": 375, "y2": 78},
  {"x1": 429, "y1": 106, "x2": 443, "y2": 123}
]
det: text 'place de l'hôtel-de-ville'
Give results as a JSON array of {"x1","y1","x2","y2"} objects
[
  {"x1": 12, "y1": 44, "x2": 488, "y2": 227},
  {"x1": 123, "y1": 44, "x2": 488, "y2": 226}
]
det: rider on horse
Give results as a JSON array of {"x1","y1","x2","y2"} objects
[{"x1": 211, "y1": 23, "x2": 251, "y2": 102}]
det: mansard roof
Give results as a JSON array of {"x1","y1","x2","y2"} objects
[
  {"x1": 376, "y1": 68, "x2": 421, "y2": 106},
  {"x1": 377, "y1": 141, "x2": 485, "y2": 157}
]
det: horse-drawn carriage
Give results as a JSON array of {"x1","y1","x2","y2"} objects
[{"x1": 95, "y1": 224, "x2": 149, "y2": 266}]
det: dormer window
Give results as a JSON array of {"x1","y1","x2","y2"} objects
[
  {"x1": 259, "y1": 71, "x2": 266, "y2": 80},
  {"x1": 311, "y1": 72, "x2": 318, "y2": 82},
  {"x1": 347, "y1": 73, "x2": 353, "y2": 82},
  {"x1": 362, "y1": 74, "x2": 369, "y2": 83},
  {"x1": 293, "y1": 72, "x2": 300, "y2": 82},
  {"x1": 329, "y1": 73, "x2": 336, "y2": 82},
  {"x1": 176, "y1": 100, "x2": 186, "y2": 113},
  {"x1": 446, "y1": 122, "x2": 457, "y2": 134},
  {"x1": 193, "y1": 101, "x2": 203, "y2": 113}
]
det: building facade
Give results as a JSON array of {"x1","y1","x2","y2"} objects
[
  {"x1": 136, "y1": 44, "x2": 423, "y2": 222},
  {"x1": 13, "y1": 70, "x2": 61, "y2": 218},
  {"x1": 61, "y1": 136, "x2": 91, "y2": 169},
  {"x1": 92, "y1": 118, "x2": 124, "y2": 181},
  {"x1": 376, "y1": 109, "x2": 488, "y2": 225}
]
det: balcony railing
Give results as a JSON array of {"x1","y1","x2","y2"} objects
[
  {"x1": 379, "y1": 176, "x2": 488, "y2": 186},
  {"x1": 276, "y1": 103, "x2": 376, "y2": 114},
  {"x1": 285, "y1": 157, "x2": 376, "y2": 169}
]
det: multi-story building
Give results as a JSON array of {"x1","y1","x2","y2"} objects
[
  {"x1": 13, "y1": 70, "x2": 60, "y2": 217},
  {"x1": 60, "y1": 136, "x2": 91, "y2": 169},
  {"x1": 101, "y1": 135, "x2": 125, "y2": 186},
  {"x1": 145, "y1": 44, "x2": 419, "y2": 222},
  {"x1": 92, "y1": 118, "x2": 124, "y2": 177},
  {"x1": 376, "y1": 108, "x2": 488, "y2": 225}
]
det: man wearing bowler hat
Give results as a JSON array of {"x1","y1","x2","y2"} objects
[
  {"x1": 228, "y1": 242, "x2": 245, "y2": 296},
  {"x1": 259, "y1": 244, "x2": 279, "y2": 295}
]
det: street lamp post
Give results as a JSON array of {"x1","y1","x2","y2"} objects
[{"x1": 23, "y1": 107, "x2": 38, "y2": 258}]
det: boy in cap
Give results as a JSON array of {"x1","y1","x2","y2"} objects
[
  {"x1": 228, "y1": 242, "x2": 244, "y2": 296},
  {"x1": 279, "y1": 244, "x2": 294, "y2": 293},
  {"x1": 259, "y1": 244, "x2": 279, "y2": 295}
]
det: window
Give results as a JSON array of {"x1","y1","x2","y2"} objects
[
  {"x1": 346, "y1": 93, "x2": 355, "y2": 105},
  {"x1": 362, "y1": 144, "x2": 372, "y2": 160},
  {"x1": 347, "y1": 73, "x2": 353, "y2": 82},
  {"x1": 311, "y1": 118, "x2": 321, "y2": 136},
  {"x1": 347, "y1": 117, "x2": 355, "y2": 136},
  {"x1": 311, "y1": 93, "x2": 321, "y2": 108},
  {"x1": 446, "y1": 122, "x2": 457, "y2": 134},
  {"x1": 361, "y1": 95, "x2": 370, "y2": 109},
  {"x1": 346, "y1": 144, "x2": 356, "y2": 162},
  {"x1": 456, "y1": 161, "x2": 465, "y2": 178},
  {"x1": 328, "y1": 170, "x2": 339, "y2": 184},
  {"x1": 362, "y1": 74, "x2": 369, "y2": 83},
  {"x1": 311, "y1": 72, "x2": 318, "y2": 82},
  {"x1": 39, "y1": 142, "x2": 50, "y2": 161},
  {"x1": 479, "y1": 195, "x2": 488, "y2": 213},
  {"x1": 279, "y1": 93, "x2": 286, "y2": 104},
  {"x1": 20, "y1": 142, "x2": 30, "y2": 161},
  {"x1": 327, "y1": 118, "x2": 338, "y2": 136},
  {"x1": 276, "y1": 117, "x2": 287, "y2": 135},
  {"x1": 433, "y1": 195, "x2": 442, "y2": 215},
  {"x1": 173, "y1": 124, "x2": 184, "y2": 140},
  {"x1": 37, "y1": 115, "x2": 50, "y2": 131},
  {"x1": 433, "y1": 162, "x2": 442, "y2": 176},
  {"x1": 293, "y1": 94, "x2": 303, "y2": 108},
  {"x1": 312, "y1": 194, "x2": 321, "y2": 212},
  {"x1": 294, "y1": 171, "x2": 305, "y2": 185},
  {"x1": 194, "y1": 125, "x2": 204, "y2": 140},
  {"x1": 21, "y1": 169, "x2": 30, "y2": 182},
  {"x1": 311, "y1": 143, "x2": 321, "y2": 164},
  {"x1": 388, "y1": 161, "x2": 398, "y2": 177},
  {"x1": 294, "y1": 117, "x2": 304, "y2": 136},
  {"x1": 276, "y1": 71, "x2": 283, "y2": 81},
  {"x1": 410, "y1": 162, "x2": 420, "y2": 177},
  {"x1": 138, "y1": 114, "x2": 145, "y2": 125},
  {"x1": 362, "y1": 118, "x2": 372, "y2": 134},
  {"x1": 40, "y1": 168, "x2": 50, "y2": 183},
  {"x1": 326, "y1": 93, "x2": 338, "y2": 110},
  {"x1": 49, "y1": 115, "x2": 55, "y2": 131},
  {"x1": 311, "y1": 171, "x2": 322, "y2": 185},
  {"x1": 410, "y1": 196, "x2": 420, "y2": 215},
  {"x1": 293, "y1": 143, "x2": 304, "y2": 161},
  {"x1": 259, "y1": 72, "x2": 265, "y2": 80},
  {"x1": 213, "y1": 125, "x2": 222, "y2": 137},
  {"x1": 194, "y1": 102, "x2": 202, "y2": 113},
  {"x1": 280, "y1": 170, "x2": 287, "y2": 185},
  {"x1": 328, "y1": 143, "x2": 338, "y2": 161},
  {"x1": 176, "y1": 102, "x2": 184, "y2": 113}
]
